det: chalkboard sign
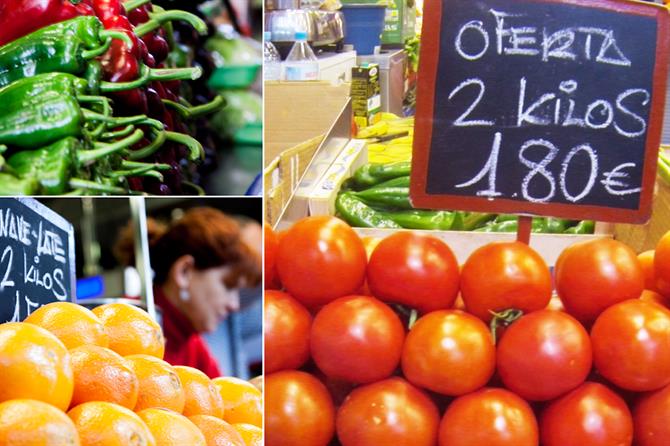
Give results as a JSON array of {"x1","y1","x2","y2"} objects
[
  {"x1": 0, "y1": 198, "x2": 75, "y2": 323},
  {"x1": 411, "y1": 0, "x2": 670, "y2": 223}
]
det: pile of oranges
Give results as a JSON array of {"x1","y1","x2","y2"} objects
[{"x1": 0, "y1": 301, "x2": 262, "y2": 446}]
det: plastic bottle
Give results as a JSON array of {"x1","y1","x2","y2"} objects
[
  {"x1": 263, "y1": 31, "x2": 282, "y2": 81},
  {"x1": 283, "y1": 31, "x2": 319, "y2": 81}
]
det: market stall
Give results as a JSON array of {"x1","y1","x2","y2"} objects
[
  {"x1": 0, "y1": 0, "x2": 262, "y2": 196},
  {"x1": 0, "y1": 197, "x2": 262, "y2": 445},
  {"x1": 263, "y1": 0, "x2": 670, "y2": 444}
]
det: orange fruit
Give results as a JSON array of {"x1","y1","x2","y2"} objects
[
  {"x1": 0, "y1": 322, "x2": 73, "y2": 411},
  {"x1": 126, "y1": 354, "x2": 185, "y2": 413},
  {"x1": 212, "y1": 377, "x2": 262, "y2": 427},
  {"x1": 68, "y1": 401, "x2": 156, "y2": 446},
  {"x1": 0, "y1": 399, "x2": 79, "y2": 445},
  {"x1": 137, "y1": 408, "x2": 206, "y2": 446},
  {"x1": 233, "y1": 423, "x2": 262, "y2": 446},
  {"x1": 69, "y1": 345, "x2": 139, "y2": 409},
  {"x1": 92, "y1": 303, "x2": 165, "y2": 358},
  {"x1": 174, "y1": 366, "x2": 224, "y2": 418},
  {"x1": 24, "y1": 302, "x2": 108, "y2": 349},
  {"x1": 189, "y1": 415, "x2": 245, "y2": 446}
]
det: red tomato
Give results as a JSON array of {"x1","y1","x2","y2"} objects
[
  {"x1": 634, "y1": 383, "x2": 670, "y2": 446},
  {"x1": 540, "y1": 382, "x2": 633, "y2": 446},
  {"x1": 460, "y1": 241, "x2": 552, "y2": 322},
  {"x1": 264, "y1": 223, "x2": 280, "y2": 289},
  {"x1": 310, "y1": 295, "x2": 405, "y2": 384},
  {"x1": 265, "y1": 371, "x2": 335, "y2": 446},
  {"x1": 639, "y1": 250, "x2": 661, "y2": 293},
  {"x1": 276, "y1": 216, "x2": 367, "y2": 309},
  {"x1": 438, "y1": 388, "x2": 538, "y2": 446},
  {"x1": 401, "y1": 310, "x2": 495, "y2": 396},
  {"x1": 591, "y1": 299, "x2": 670, "y2": 392},
  {"x1": 640, "y1": 289, "x2": 670, "y2": 309},
  {"x1": 336, "y1": 377, "x2": 439, "y2": 446},
  {"x1": 264, "y1": 290, "x2": 312, "y2": 374},
  {"x1": 655, "y1": 230, "x2": 670, "y2": 285},
  {"x1": 497, "y1": 310, "x2": 592, "y2": 401},
  {"x1": 366, "y1": 232, "x2": 460, "y2": 313},
  {"x1": 556, "y1": 238, "x2": 644, "y2": 325}
]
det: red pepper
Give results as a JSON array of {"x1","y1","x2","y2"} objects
[
  {"x1": 0, "y1": 0, "x2": 93, "y2": 45},
  {"x1": 86, "y1": 0, "x2": 124, "y2": 23},
  {"x1": 102, "y1": 39, "x2": 148, "y2": 113}
]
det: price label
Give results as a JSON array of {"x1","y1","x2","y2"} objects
[{"x1": 411, "y1": 0, "x2": 670, "y2": 223}]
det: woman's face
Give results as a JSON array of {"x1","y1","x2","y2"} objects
[{"x1": 185, "y1": 265, "x2": 240, "y2": 333}]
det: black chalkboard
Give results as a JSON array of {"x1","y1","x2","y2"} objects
[
  {"x1": 411, "y1": 0, "x2": 670, "y2": 223},
  {"x1": 0, "y1": 198, "x2": 75, "y2": 323}
]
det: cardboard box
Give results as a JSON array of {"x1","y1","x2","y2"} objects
[
  {"x1": 351, "y1": 64, "x2": 382, "y2": 134},
  {"x1": 264, "y1": 81, "x2": 350, "y2": 166}
]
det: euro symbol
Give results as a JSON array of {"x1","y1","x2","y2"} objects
[{"x1": 601, "y1": 162, "x2": 642, "y2": 196}]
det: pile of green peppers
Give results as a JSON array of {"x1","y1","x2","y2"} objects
[{"x1": 336, "y1": 162, "x2": 595, "y2": 234}]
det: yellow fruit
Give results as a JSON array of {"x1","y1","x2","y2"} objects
[
  {"x1": 24, "y1": 301, "x2": 108, "y2": 349},
  {"x1": 212, "y1": 377, "x2": 262, "y2": 427},
  {"x1": 175, "y1": 366, "x2": 224, "y2": 418},
  {"x1": 0, "y1": 322, "x2": 73, "y2": 411},
  {"x1": 233, "y1": 423, "x2": 262, "y2": 446},
  {"x1": 68, "y1": 401, "x2": 156, "y2": 446},
  {"x1": 69, "y1": 345, "x2": 139, "y2": 409},
  {"x1": 126, "y1": 355, "x2": 185, "y2": 413},
  {"x1": 137, "y1": 408, "x2": 206, "y2": 446},
  {"x1": 189, "y1": 415, "x2": 245, "y2": 446},
  {"x1": 0, "y1": 399, "x2": 80, "y2": 446},
  {"x1": 92, "y1": 303, "x2": 165, "y2": 358}
]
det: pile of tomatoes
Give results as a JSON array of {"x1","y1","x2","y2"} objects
[{"x1": 264, "y1": 215, "x2": 670, "y2": 446}]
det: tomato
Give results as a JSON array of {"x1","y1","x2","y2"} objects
[
  {"x1": 497, "y1": 310, "x2": 592, "y2": 401},
  {"x1": 264, "y1": 223, "x2": 280, "y2": 289},
  {"x1": 540, "y1": 382, "x2": 633, "y2": 446},
  {"x1": 264, "y1": 290, "x2": 312, "y2": 374},
  {"x1": 401, "y1": 310, "x2": 495, "y2": 396},
  {"x1": 265, "y1": 371, "x2": 335, "y2": 446},
  {"x1": 634, "y1": 383, "x2": 670, "y2": 446},
  {"x1": 639, "y1": 250, "x2": 661, "y2": 293},
  {"x1": 310, "y1": 295, "x2": 405, "y2": 384},
  {"x1": 366, "y1": 232, "x2": 460, "y2": 313},
  {"x1": 556, "y1": 238, "x2": 644, "y2": 325},
  {"x1": 640, "y1": 289, "x2": 670, "y2": 309},
  {"x1": 276, "y1": 216, "x2": 367, "y2": 309},
  {"x1": 438, "y1": 388, "x2": 538, "y2": 446},
  {"x1": 655, "y1": 230, "x2": 670, "y2": 285},
  {"x1": 591, "y1": 299, "x2": 670, "y2": 392},
  {"x1": 336, "y1": 377, "x2": 439, "y2": 446},
  {"x1": 460, "y1": 241, "x2": 552, "y2": 322}
]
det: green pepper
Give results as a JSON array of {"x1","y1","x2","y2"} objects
[
  {"x1": 486, "y1": 218, "x2": 548, "y2": 233},
  {"x1": 0, "y1": 173, "x2": 38, "y2": 195},
  {"x1": 545, "y1": 218, "x2": 570, "y2": 234},
  {"x1": 380, "y1": 209, "x2": 455, "y2": 230},
  {"x1": 564, "y1": 220, "x2": 595, "y2": 234},
  {"x1": 462, "y1": 212, "x2": 497, "y2": 230},
  {"x1": 494, "y1": 214, "x2": 518, "y2": 223},
  {"x1": 352, "y1": 162, "x2": 411, "y2": 188},
  {"x1": 451, "y1": 211, "x2": 466, "y2": 230},
  {"x1": 354, "y1": 187, "x2": 413, "y2": 209},
  {"x1": 336, "y1": 192, "x2": 401, "y2": 228},
  {"x1": 367, "y1": 175, "x2": 411, "y2": 189}
]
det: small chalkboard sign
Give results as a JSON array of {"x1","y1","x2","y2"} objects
[
  {"x1": 0, "y1": 198, "x2": 75, "y2": 323},
  {"x1": 411, "y1": 0, "x2": 670, "y2": 223}
]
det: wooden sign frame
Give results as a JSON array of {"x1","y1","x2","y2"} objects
[{"x1": 410, "y1": 0, "x2": 670, "y2": 223}]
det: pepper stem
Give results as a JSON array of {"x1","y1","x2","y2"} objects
[
  {"x1": 128, "y1": 130, "x2": 167, "y2": 160},
  {"x1": 134, "y1": 10, "x2": 208, "y2": 37},
  {"x1": 82, "y1": 110, "x2": 154, "y2": 128},
  {"x1": 99, "y1": 29, "x2": 133, "y2": 48},
  {"x1": 489, "y1": 309, "x2": 524, "y2": 343},
  {"x1": 69, "y1": 178, "x2": 128, "y2": 194},
  {"x1": 123, "y1": 0, "x2": 153, "y2": 11},
  {"x1": 109, "y1": 167, "x2": 164, "y2": 181},
  {"x1": 122, "y1": 160, "x2": 171, "y2": 171},
  {"x1": 101, "y1": 125, "x2": 136, "y2": 140},
  {"x1": 80, "y1": 129, "x2": 145, "y2": 165},
  {"x1": 98, "y1": 65, "x2": 202, "y2": 92},
  {"x1": 162, "y1": 95, "x2": 225, "y2": 119},
  {"x1": 181, "y1": 180, "x2": 206, "y2": 196},
  {"x1": 82, "y1": 38, "x2": 112, "y2": 60},
  {"x1": 165, "y1": 131, "x2": 204, "y2": 161}
]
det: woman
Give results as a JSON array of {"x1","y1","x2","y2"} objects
[{"x1": 115, "y1": 207, "x2": 261, "y2": 378}]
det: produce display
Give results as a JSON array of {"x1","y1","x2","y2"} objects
[
  {"x1": 264, "y1": 216, "x2": 670, "y2": 446},
  {"x1": 0, "y1": 0, "x2": 234, "y2": 195},
  {"x1": 0, "y1": 301, "x2": 262, "y2": 446},
  {"x1": 338, "y1": 161, "x2": 595, "y2": 233}
]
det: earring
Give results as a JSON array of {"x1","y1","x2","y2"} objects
[{"x1": 179, "y1": 288, "x2": 190, "y2": 302}]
